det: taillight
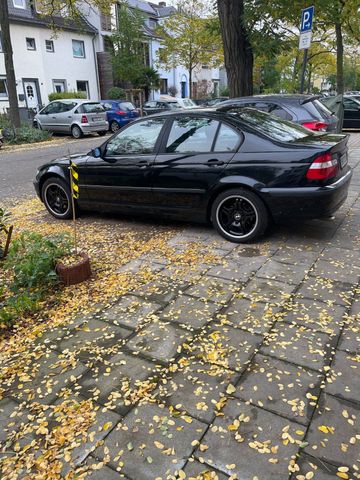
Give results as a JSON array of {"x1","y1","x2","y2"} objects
[
  {"x1": 81, "y1": 115, "x2": 88, "y2": 124},
  {"x1": 302, "y1": 121, "x2": 327, "y2": 131},
  {"x1": 116, "y1": 110, "x2": 126, "y2": 116},
  {"x1": 306, "y1": 153, "x2": 338, "y2": 180}
]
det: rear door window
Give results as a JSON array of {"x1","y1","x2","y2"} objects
[
  {"x1": 214, "y1": 123, "x2": 241, "y2": 152},
  {"x1": 344, "y1": 98, "x2": 360, "y2": 110},
  {"x1": 82, "y1": 103, "x2": 104, "y2": 113},
  {"x1": 166, "y1": 117, "x2": 219, "y2": 153},
  {"x1": 267, "y1": 104, "x2": 292, "y2": 120},
  {"x1": 102, "y1": 102, "x2": 114, "y2": 110}
]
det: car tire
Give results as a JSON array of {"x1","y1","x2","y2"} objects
[
  {"x1": 211, "y1": 188, "x2": 268, "y2": 243},
  {"x1": 71, "y1": 125, "x2": 83, "y2": 139},
  {"x1": 110, "y1": 121, "x2": 120, "y2": 133},
  {"x1": 97, "y1": 130, "x2": 107, "y2": 136},
  {"x1": 42, "y1": 177, "x2": 75, "y2": 220}
]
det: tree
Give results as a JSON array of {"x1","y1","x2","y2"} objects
[
  {"x1": 157, "y1": 0, "x2": 223, "y2": 98},
  {"x1": 133, "y1": 67, "x2": 160, "y2": 101},
  {"x1": 0, "y1": 0, "x2": 20, "y2": 128},
  {"x1": 217, "y1": 0, "x2": 253, "y2": 97}
]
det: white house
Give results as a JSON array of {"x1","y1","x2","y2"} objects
[{"x1": 0, "y1": 0, "x2": 100, "y2": 115}]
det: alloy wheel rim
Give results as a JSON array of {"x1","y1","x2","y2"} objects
[
  {"x1": 216, "y1": 195, "x2": 258, "y2": 239},
  {"x1": 44, "y1": 184, "x2": 70, "y2": 216},
  {"x1": 73, "y1": 127, "x2": 81, "y2": 138},
  {"x1": 111, "y1": 122, "x2": 119, "y2": 132}
]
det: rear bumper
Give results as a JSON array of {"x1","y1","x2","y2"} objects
[
  {"x1": 260, "y1": 169, "x2": 352, "y2": 220},
  {"x1": 81, "y1": 122, "x2": 108, "y2": 133}
]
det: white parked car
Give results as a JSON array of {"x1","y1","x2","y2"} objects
[{"x1": 159, "y1": 95, "x2": 198, "y2": 109}]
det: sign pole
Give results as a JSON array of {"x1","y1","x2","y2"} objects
[{"x1": 300, "y1": 48, "x2": 308, "y2": 94}]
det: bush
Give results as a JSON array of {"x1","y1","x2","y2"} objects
[
  {"x1": 0, "y1": 113, "x2": 11, "y2": 129},
  {"x1": 106, "y1": 87, "x2": 126, "y2": 99},
  {"x1": 7, "y1": 124, "x2": 52, "y2": 145},
  {"x1": 48, "y1": 91, "x2": 86, "y2": 102},
  {"x1": 0, "y1": 232, "x2": 72, "y2": 327}
]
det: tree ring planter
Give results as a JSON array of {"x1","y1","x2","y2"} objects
[{"x1": 56, "y1": 253, "x2": 91, "y2": 286}]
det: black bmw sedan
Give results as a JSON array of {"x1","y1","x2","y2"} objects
[{"x1": 34, "y1": 108, "x2": 352, "y2": 243}]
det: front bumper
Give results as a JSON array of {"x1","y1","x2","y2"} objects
[{"x1": 260, "y1": 168, "x2": 352, "y2": 221}]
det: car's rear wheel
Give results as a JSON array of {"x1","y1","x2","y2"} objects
[
  {"x1": 211, "y1": 188, "x2": 268, "y2": 243},
  {"x1": 110, "y1": 120, "x2": 120, "y2": 133},
  {"x1": 71, "y1": 125, "x2": 83, "y2": 139},
  {"x1": 42, "y1": 177, "x2": 74, "y2": 220},
  {"x1": 97, "y1": 130, "x2": 107, "y2": 136}
]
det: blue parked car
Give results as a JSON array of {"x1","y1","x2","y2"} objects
[{"x1": 100, "y1": 100, "x2": 140, "y2": 133}]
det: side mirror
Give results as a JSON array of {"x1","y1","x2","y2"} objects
[{"x1": 91, "y1": 147, "x2": 102, "y2": 158}]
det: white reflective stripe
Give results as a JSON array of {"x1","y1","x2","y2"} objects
[{"x1": 309, "y1": 160, "x2": 337, "y2": 169}]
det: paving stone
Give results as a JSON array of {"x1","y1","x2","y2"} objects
[
  {"x1": 156, "y1": 359, "x2": 240, "y2": 423},
  {"x1": 160, "y1": 295, "x2": 220, "y2": 330},
  {"x1": 78, "y1": 351, "x2": 158, "y2": 414},
  {"x1": 127, "y1": 320, "x2": 193, "y2": 364},
  {"x1": 240, "y1": 277, "x2": 296, "y2": 305},
  {"x1": 271, "y1": 247, "x2": 318, "y2": 268},
  {"x1": 290, "y1": 453, "x2": 344, "y2": 480},
  {"x1": 338, "y1": 314, "x2": 360, "y2": 354},
  {"x1": 221, "y1": 297, "x2": 281, "y2": 335},
  {"x1": 280, "y1": 299, "x2": 346, "y2": 336},
  {"x1": 161, "y1": 263, "x2": 210, "y2": 283},
  {"x1": 0, "y1": 398, "x2": 30, "y2": 444},
  {"x1": 304, "y1": 393, "x2": 360, "y2": 469},
  {"x1": 193, "y1": 325, "x2": 262, "y2": 373},
  {"x1": 256, "y1": 259, "x2": 309, "y2": 285},
  {"x1": 261, "y1": 323, "x2": 336, "y2": 372},
  {"x1": 183, "y1": 459, "x2": 229, "y2": 479},
  {"x1": 99, "y1": 295, "x2": 161, "y2": 330},
  {"x1": 186, "y1": 276, "x2": 239, "y2": 305},
  {"x1": 57, "y1": 319, "x2": 131, "y2": 361},
  {"x1": 117, "y1": 258, "x2": 164, "y2": 274},
  {"x1": 321, "y1": 246, "x2": 360, "y2": 268},
  {"x1": 296, "y1": 276, "x2": 354, "y2": 307},
  {"x1": 325, "y1": 349, "x2": 360, "y2": 404},
  {"x1": 135, "y1": 275, "x2": 188, "y2": 304},
  {"x1": 198, "y1": 398, "x2": 305, "y2": 479},
  {"x1": 206, "y1": 254, "x2": 267, "y2": 282},
  {"x1": 310, "y1": 258, "x2": 360, "y2": 284},
  {"x1": 93, "y1": 403, "x2": 207, "y2": 480},
  {"x1": 235, "y1": 354, "x2": 323, "y2": 425},
  {"x1": 229, "y1": 245, "x2": 273, "y2": 261},
  {"x1": 82, "y1": 456, "x2": 129, "y2": 479}
]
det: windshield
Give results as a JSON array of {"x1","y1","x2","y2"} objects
[
  {"x1": 168, "y1": 102, "x2": 182, "y2": 109},
  {"x1": 228, "y1": 108, "x2": 314, "y2": 142},
  {"x1": 180, "y1": 99, "x2": 197, "y2": 107},
  {"x1": 82, "y1": 103, "x2": 104, "y2": 113}
]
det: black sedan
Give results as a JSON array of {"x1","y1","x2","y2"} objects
[{"x1": 34, "y1": 108, "x2": 352, "y2": 243}]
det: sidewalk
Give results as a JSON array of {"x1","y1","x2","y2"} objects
[{"x1": 0, "y1": 134, "x2": 359, "y2": 480}]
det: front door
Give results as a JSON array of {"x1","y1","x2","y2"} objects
[
  {"x1": 151, "y1": 116, "x2": 242, "y2": 214},
  {"x1": 23, "y1": 80, "x2": 39, "y2": 110},
  {"x1": 343, "y1": 98, "x2": 360, "y2": 129},
  {"x1": 83, "y1": 117, "x2": 166, "y2": 210}
]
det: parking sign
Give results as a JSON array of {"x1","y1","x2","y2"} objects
[{"x1": 300, "y1": 6, "x2": 314, "y2": 33}]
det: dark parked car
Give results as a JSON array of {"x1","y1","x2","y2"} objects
[
  {"x1": 217, "y1": 94, "x2": 338, "y2": 132},
  {"x1": 321, "y1": 95, "x2": 360, "y2": 130},
  {"x1": 100, "y1": 100, "x2": 140, "y2": 133},
  {"x1": 143, "y1": 100, "x2": 182, "y2": 115},
  {"x1": 34, "y1": 108, "x2": 352, "y2": 243}
]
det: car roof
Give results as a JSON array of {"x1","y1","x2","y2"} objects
[
  {"x1": 49, "y1": 99, "x2": 99, "y2": 104},
  {"x1": 220, "y1": 94, "x2": 316, "y2": 104}
]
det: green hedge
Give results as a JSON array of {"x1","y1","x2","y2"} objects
[
  {"x1": 106, "y1": 87, "x2": 126, "y2": 100},
  {"x1": 48, "y1": 91, "x2": 86, "y2": 102}
]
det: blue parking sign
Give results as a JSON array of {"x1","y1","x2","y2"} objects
[{"x1": 300, "y1": 6, "x2": 314, "y2": 33}]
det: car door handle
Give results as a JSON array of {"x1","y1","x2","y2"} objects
[
  {"x1": 207, "y1": 159, "x2": 224, "y2": 166},
  {"x1": 137, "y1": 160, "x2": 149, "y2": 168}
]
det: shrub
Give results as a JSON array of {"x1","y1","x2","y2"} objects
[
  {"x1": 48, "y1": 91, "x2": 86, "y2": 102},
  {"x1": 0, "y1": 113, "x2": 11, "y2": 129},
  {"x1": 7, "y1": 124, "x2": 52, "y2": 145},
  {"x1": 106, "y1": 87, "x2": 126, "y2": 99},
  {"x1": 168, "y1": 86, "x2": 178, "y2": 97},
  {"x1": 0, "y1": 232, "x2": 72, "y2": 327}
]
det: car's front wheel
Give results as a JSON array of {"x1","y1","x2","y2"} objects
[
  {"x1": 211, "y1": 188, "x2": 268, "y2": 243},
  {"x1": 71, "y1": 125, "x2": 83, "y2": 139},
  {"x1": 110, "y1": 120, "x2": 120, "y2": 133},
  {"x1": 42, "y1": 177, "x2": 74, "y2": 220}
]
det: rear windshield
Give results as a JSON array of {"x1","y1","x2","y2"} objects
[
  {"x1": 302, "y1": 99, "x2": 330, "y2": 120},
  {"x1": 82, "y1": 103, "x2": 104, "y2": 113},
  {"x1": 119, "y1": 102, "x2": 136, "y2": 111},
  {"x1": 228, "y1": 108, "x2": 314, "y2": 142},
  {"x1": 311, "y1": 99, "x2": 333, "y2": 119}
]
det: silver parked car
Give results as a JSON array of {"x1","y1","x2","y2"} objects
[{"x1": 34, "y1": 99, "x2": 108, "y2": 138}]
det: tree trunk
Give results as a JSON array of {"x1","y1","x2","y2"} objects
[
  {"x1": 335, "y1": 22, "x2": 344, "y2": 95},
  {"x1": 189, "y1": 68, "x2": 192, "y2": 99},
  {"x1": 0, "y1": 0, "x2": 20, "y2": 128},
  {"x1": 217, "y1": 0, "x2": 253, "y2": 97}
]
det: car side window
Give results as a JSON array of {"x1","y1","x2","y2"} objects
[
  {"x1": 43, "y1": 102, "x2": 61, "y2": 114},
  {"x1": 105, "y1": 118, "x2": 166, "y2": 156},
  {"x1": 166, "y1": 117, "x2": 219, "y2": 154},
  {"x1": 267, "y1": 104, "x2": 292, "y2": 120},
  {"x1": 214, "y1": 123, "x2": 241, "y2": 152},
  {"x1": 102, "y1": 102, "x2": 113, "y2": 111},
  {"x1": 253, "y1": 102, "x2": 271, "y2": 112},
  {"x1": 59, "y1": 102, "x2": 76, "y2": 113},
  {"x1": 344, "y1": 99, "x2": 359, "y2": 110},
  {"x1": 144, "y1": 101, "x2": 156, "y2": 108}
]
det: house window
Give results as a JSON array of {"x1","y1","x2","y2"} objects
[
  {"x1": 53, "y1": 79, "x2": 66, "y2": 93},
  {"x1": 13, "y1": 0, "x2": 26, "y2": 9},
  {"x1": 0, "y1": 77, "x2": 8, "y2": 98},
  {"x1": 100, "y1": 13, "x2": 112, "y2": 31},
  {"x1": 160, "y1": 79, "x2": 168, "y2": 94},
  {"x1": 0, "y1": 32, "x2": 3, "y2": 52},
  {"x1": 26, "y1": 38, "x2": 36, "y2": 50},
  {"x1": 142, "y1": 43, "x2": 150, "y2": 66},
  {"x1": 76, "y1": 80, "x2": 89, "y2": 98},
  {"x1": 45, "y1": 40, "x2": 54, "y2": 52},
  {"x1": 72, "y1": 40, "x2": 85, "y2": 58}
]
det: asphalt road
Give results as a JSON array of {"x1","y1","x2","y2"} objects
[{"x1": 0, "y1": 134, "x2": 110, "y2": 201}]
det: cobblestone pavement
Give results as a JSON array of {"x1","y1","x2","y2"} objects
[{"x1": 1, "y1": 134, "x2": 359, "y2": 479}]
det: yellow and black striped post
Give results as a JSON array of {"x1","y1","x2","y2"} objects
[{"x1": 69, "y1": 158, "x2": 79, "y2": 254}]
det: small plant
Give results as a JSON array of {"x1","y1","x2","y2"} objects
[
  {"x1": 6, "y1": 124, "x2": 52, "y2": 145},
  {"x1": 0, "y1": 208, "x2": 11, "y2": 233},
  {"x1": 168, "y1": 86, "x2": 178, "y2": 97},
  {"x1": 48, "y1": 91, "x2": 86, "y2": 102},
  {"x1": 107, "y1": 87, "x2": 126, "y2": 99},
  {"x1": 0, "y1": 208, "x2": 12, "y2": 259}
]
